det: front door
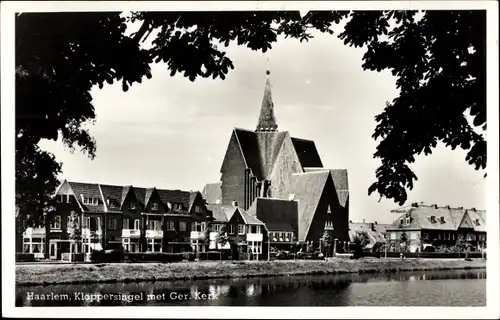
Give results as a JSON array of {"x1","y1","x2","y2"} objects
[{"x1": 50, "y1": 242, "x2": 57, "y2": 259}]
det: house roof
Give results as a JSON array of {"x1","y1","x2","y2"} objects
[
  {"x1": 239, "y1": 209, "x2": 265, "y2": 225},
  {"x1": 349, "y1": 222, "x2": 389, "y2": 245},
  {"x1": 467, "y1": 209, "x2": 486, "y2": 232},
  {"x1": 387, "y1": 204, "x2": 486, "y2": 232},
  {"x1": 61, "y1": 181, "x2": 198, "y2": 214},
  {"x1": 67, "y1": 181, "x2": 105, "y2": 213},
  {"x1": 156, "y1": 189, "x2": 191, "y2": 210},
  {"x1": 289, "y1": 171, "x2": 330, "y2": 241},
  {"x1": 202, "y1": 182, "x2": 222, "y2": 204},
  {"x1": 99, "y1": 184, "x2": 124, "y2": 213},
  {"x1": 247, "y1": 197, "x2": 297, "y2": 232}
]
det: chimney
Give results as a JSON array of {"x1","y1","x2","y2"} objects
[
  {"x1": 411, "y1": 202, "x2": 419, "y2": 208},
  {"x1": 375, "y1": 221, "x2": 378, "y2": 225},
  {"x1": 432, "y1": 204, "x2": 437, "y2": 209},
  {"x1": 232, "y1": 201, "x2": 238, "y2": 208},
  {"x1": 440, "y1": 216, "x2": 445, "y2": 224},
  {"x1": 445, "y1": 205, "x2": 450, "y2": 209},
  {"x1": 370, "y1": 223, "x2": 375, "y2": 231},
  {"x1": 288, "y1": 194, "x2": 295, "y2": 201},
  {"x1": 362, "y1": 219, "x2": 365, "y2": 224},
  {"x1": 471, "y1": 207, "x2": 476, "y2": 211}
]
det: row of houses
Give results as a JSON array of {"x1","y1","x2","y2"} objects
[{"x1": 347, "y1": 203, "x2": 487, "y2": 253}]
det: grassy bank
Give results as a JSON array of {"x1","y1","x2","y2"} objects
[{"x1": 16, "y1": 258, "x2": 486, "y2": 286}]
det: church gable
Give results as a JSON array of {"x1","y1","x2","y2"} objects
[
  {"x1": 302, "y1": 175, "x2": 350, "y2": 242},
  {"x1": 289, "y1": 171, "x2": 329, "y2": 241},
  {"x1": 220, "y1": 130, "x2": 249, "y2": 206},
  {"x1": 268, "y1": 132, "x2": 304, "y2": 199}
]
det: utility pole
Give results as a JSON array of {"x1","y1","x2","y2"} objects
[{"x1": 384, "y1": 234, "x2": 388, "y2": 259}]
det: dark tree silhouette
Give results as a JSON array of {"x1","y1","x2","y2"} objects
[
  {"x1": 340, "y1": 11, "x2": 487, "y2": 205},
  {"x1": 15, "y1": 10, "x2": 486, "y2": 227}
]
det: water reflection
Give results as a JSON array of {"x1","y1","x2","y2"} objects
[{"x1": 16, "y1": 269, "x2": 486, "y2": 307}]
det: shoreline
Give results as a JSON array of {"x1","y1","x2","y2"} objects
[{"x1": 16, "y1": 258, "x2": 486, "y2": 287}]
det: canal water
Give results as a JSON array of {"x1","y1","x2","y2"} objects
[{"x1": 16, "y1": 269, "x2": 486, "y2": 307}]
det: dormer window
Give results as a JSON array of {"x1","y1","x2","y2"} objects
[
  {"x1": 440, "y1": 216, "x2": 445, "y2": 224},
  {"x1": 475, "y1": 218, "x2": 480, "y2": 226},
  {"x1": 430, "y1": 216, "x2": 436, "y2": 223},
  {"x1": 151, "y1": 202, "x2": 158, "y2": 211},
  {"x1": 130, "y1": 202, "x2": 136, "y2": 210},
  {"x1": 82, "y1": 197, "x2": 99, "y2": 205},
  {"x1": 405, "y1": 217, "x2": 411, "y2": 225}
]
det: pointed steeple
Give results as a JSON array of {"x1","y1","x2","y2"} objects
[{"x1": 256, "y1": 70, "x2": 278, "y2": 132}]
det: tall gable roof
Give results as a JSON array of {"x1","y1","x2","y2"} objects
[
  {"x1": 290, "y1": 137, "x2": 323, "y2": 169},
  {"x1": 202, "y1": 182, "x2": 222, "y2": 204},
  {"x1": 120, "y1": 186, "x2": 132, "y2": 207},
  {"x1": 247, "y1": 198, "x2": 297, "y2": 232},
  {"x1": 304, "y1": 168, "x2": 349, "y2": 207},
  {"x1": 288, "y1": 171, "x2": 330, "y2": 241}
]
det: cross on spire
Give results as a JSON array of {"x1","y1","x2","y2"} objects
[{"x1": 256, "y1": 65, "x2": 278, "y2": 132}]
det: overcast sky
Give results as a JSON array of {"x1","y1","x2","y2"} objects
[{"x1": 38, "y1": 24, "x2": 486, "y2": 224}]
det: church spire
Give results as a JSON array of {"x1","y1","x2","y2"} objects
[{"x1": 256, "y1": 69, "x2": 278, "y2": 132}]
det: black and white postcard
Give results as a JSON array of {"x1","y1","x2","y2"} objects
[{"x1": 1, "y1": 1, "x2": 499, "y2": 319}]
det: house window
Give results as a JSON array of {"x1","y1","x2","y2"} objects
[
  {"x1": 201, "y1": 222, "x2": 206, "y2": 231},
  {"x1": 130, "y1": 202, "x2": 136, "y2": 210},
  {"x1": 452, "y1": 233, "x2": 455, "y2": 240},
  {"x1": 84, "y1": 197, "x2": 99, "y2": 205},
  {"x1": 390, "y1": 232, "x2": 397, "y2": 240},
  {"x1": 238, "y1": 224, "x2": 245, "y2": 235},
  {"x1": 50, "y1": 215, "x2": 61, "y2": 230},
  {"x1": 195, "y1": 205, "x2": 202, "y2": 213},
  {"x1": 109, "y1": 218, "x2": 117, "y2": 230},
  {"x1": 438, "y1": 233, "x2": 441, "y2": 240},
  {"x1": 256, "y1": 226, "x2": 261, "y2": 234},
  {"x1": 229, "y1": 225, "x2": 234, "y2": 234},
  {"x1": 405, "y1": 217, "x2": 411, "y2": 225},
  {"x1": 151, "y1": 202, "x2": 158, "y2": 211},
  {"x1": 179, "y1": 221, "x2": 187, "y2": 232},
  {"x1": 134, "y1": 219, "x2": 140, "y2": 230},
  {"x1": 410, "y1": 232, "x2": 417, "y2": 240},
  {"x1": 191, "y1": 222, "x2": 197, "y2": 231},
  {"x1": 123, "y1": 218, "x2": 129, "y2": 229},
  {"x1": 166, "y1": 220, "x2": 175, "y2": 231}
]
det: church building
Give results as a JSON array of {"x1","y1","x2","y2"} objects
[{"x1": 203, "y1": 71, "x2": 350, "y2": 257}]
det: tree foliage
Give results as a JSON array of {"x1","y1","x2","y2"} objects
[
  {"x1": 340, "y1": 11, "x2": 487, "y2": 205},
  {"x1": 15, "y1": 10, "x2": 486, "y2": 223}
]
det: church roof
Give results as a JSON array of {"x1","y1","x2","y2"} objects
[
  {"x1": 202, "y1": 182, "x2": 222, "y2": 204},
  {"x1": 291, "y1": 138, "x2": 323, "y2": 168},
  {"x1": 247, "y1": 197, "x2": 297, "y2": 232},
  {"x1": 304, "y1": 168, "x2": 349, "y2": 207},
  {"x1": 256, "y1": 71, "x2": 278, "y2": 132},
  {"x1": 289, "y1": 171, "x2": 331, "y2": 241},
  {"x1": 232, "y1": 128, "x2": 323, "y2": 181}
]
